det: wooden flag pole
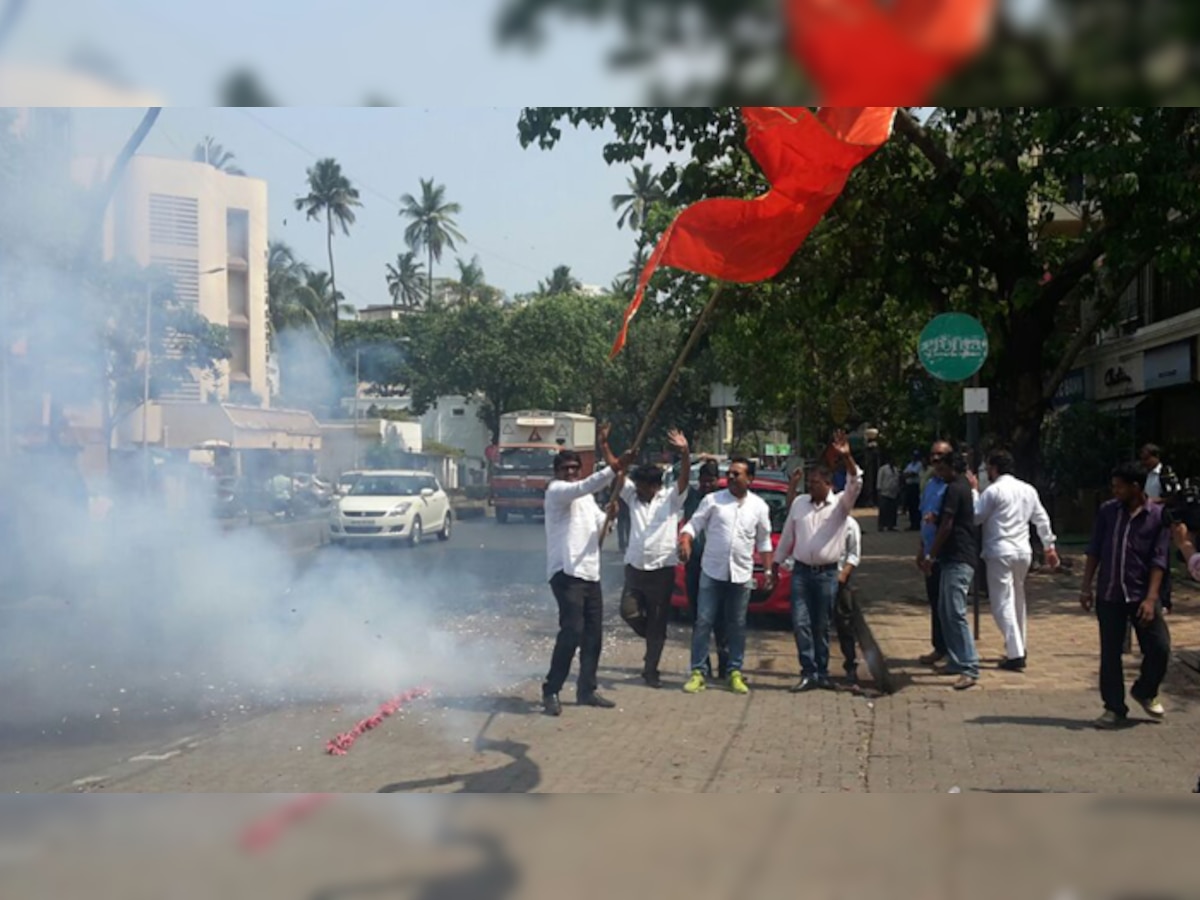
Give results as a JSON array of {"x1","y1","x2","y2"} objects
[{"x1": 600, "y1": 281, "x2": 727, "y2": 547}]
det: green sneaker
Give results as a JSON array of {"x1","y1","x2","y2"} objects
[
  {"x1": 683, "y1": 669, "x2": 707, "y2": 694},
  {"x1": 729, "y1": 670, "x2": 749, "y2": 695}
]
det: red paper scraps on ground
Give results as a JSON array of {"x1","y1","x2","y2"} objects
[
  {"x1": 325, "y1": 686, "x2": 431, "y2": 756},
  {"x1": 788, "y1": 0, "x2": 996, "y2": 104},
  {"x1": 611, "y1": 107, "x2": 895, "y2": 357},
  {"x1": 239, "y1": 793, "x2": 335, "y2": 853}
]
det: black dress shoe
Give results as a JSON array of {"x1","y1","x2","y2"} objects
[
  {"x1": 578, "y1": 692, "x2": 616, "y2": 709},
  {"x1": 789, "y1": 676, "x2": 819, "y2": 693},
  {"x1": 642, "y1": 672, "x2": 663, "y2": 689},
  {"x1": 542, "y1": 692, "x2": 562, "y2": 717},
  {"x1": 998, "y1": 657, "x2": 1026, "y2": 672}
]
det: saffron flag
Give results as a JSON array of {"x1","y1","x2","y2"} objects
[
  {"x1": 609, "y1": 0, "x2": 995, "y2": 357},
  {"x1": 611, "y1": 107, "x2": 896, "y2": 357},
  {"x1": 789, "y1": 0, "x2": 996, "y2": 104}
]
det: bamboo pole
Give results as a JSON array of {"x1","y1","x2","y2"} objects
[{"x1": 600, "y1": 281, "x2": 727, "y2": 546}]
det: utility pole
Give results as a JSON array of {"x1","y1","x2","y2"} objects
[{"x1": 353, "y1": 349, "x2": 361, "y2": 469}]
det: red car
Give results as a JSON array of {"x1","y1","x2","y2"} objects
[{"x1": 670, "y1": 477, "x2": 793, "y2": 618}]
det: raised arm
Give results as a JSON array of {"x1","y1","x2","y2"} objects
[
  {"x1": 668, "y1": 429, "x2": 691, "y2": 496},
  {"x1": 830, "y1": 430, "x2": 863, "y2": 513}
]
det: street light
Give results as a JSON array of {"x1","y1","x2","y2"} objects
[{"x1": 142, "y1": 265, "x2": 227, "y2": 493}]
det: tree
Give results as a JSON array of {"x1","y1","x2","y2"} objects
[
  {"x1": 536, "y1": 264, "x2": 582, "y2": 297},
  {"x1": 400, "y1": 178, "x2": 465, "y2": 304},
  {"x1": 496, "y1": 1, "x2": 1200, "y2": 105},
  {"x1": 611, "y1": 163, "x2": 664, "y2": 254},
  {"x1": 336, "y1": 320, "x2": 411, "y2": 397},
  {"x1": 517, "y1": 106, "x2": 1200, "y2": 477},
  {"x1": 384, "y1": 250, "x2": 427, "y2": 309},
  {"x1": 192, "y1": 136, "x2": 245, "y2": 175},
  {"x1": 450, "y1": 255, "x2": 494, "y2": 305},
  {"x1": 294, "y1": 157, "x2": 362, "y2": 346},
  {"x1": 302, "y1": 270, "x2": 354, "y2": 340}
]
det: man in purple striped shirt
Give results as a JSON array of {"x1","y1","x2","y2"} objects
[{"x1": 1079, "y1": 463, "x2": 1172, "y2": 729}]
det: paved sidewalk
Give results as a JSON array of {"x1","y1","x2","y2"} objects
[{"x1": 83, "y1": 512, "x2": 1200, "y2": 793}]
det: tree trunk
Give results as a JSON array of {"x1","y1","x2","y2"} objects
[
  {"x1": 991, "y1": 305, "x2": 1050, "y2": 482},
  {"x1": 326, "y1": 209, "x2": 338, "y2": 347}
]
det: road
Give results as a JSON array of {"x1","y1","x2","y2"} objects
[{"x1": 0, "y1": 517, "x2": 582, "y2": 792}]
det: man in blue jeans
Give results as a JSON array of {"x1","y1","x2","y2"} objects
[
  {"x1": 921, "y1": 450, "x2": 980, "y2": 691},
  {"x1": 678, "y1": 456, "x2": 774, "y2": 695},
  {"x1": 916, "y1": 440, "x2": 952, "y2": 666},
  {"x1": 774, "y1": 430, "x2": 863, "y2": 692}
]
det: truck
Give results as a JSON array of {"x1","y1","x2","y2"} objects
[{"x1": 489, "y1": 410, "x2": 596, "y2": 523}]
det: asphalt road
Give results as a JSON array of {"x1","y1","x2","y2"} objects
[{"x1": 0, "y1": 517, "x2": 622, "y2": 792}]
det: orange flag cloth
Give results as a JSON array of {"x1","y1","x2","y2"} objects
[
  {"x1": 609, "y1": 0, "x2": 995, "y2": 358},
  {"x1": 789, "y1": 0, "x2": 996, "y2": 105},
  {"x1": 611, "y1": 107, "x2": 895, "y2": 357}
]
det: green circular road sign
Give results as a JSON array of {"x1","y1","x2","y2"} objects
[{"x1": 919, "y1": 313, "x2": 989, "y2": 382}]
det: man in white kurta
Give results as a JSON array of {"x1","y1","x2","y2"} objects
[{"x1": 969, "y1": 450, "x2": 1060, "y2": 671}]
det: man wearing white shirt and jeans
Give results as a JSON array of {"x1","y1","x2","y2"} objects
[
  {"x1": 678, "y1": 456, "x2": 775, "y2": 696},
  {"x1": 541, "y1": 426, "x2": 630, "y2": 717},
  {"x1": 775, "y1": 431, "x2": 863, "y2": 692},
  {"x1": 967, "y1": 450, "x2": 1060, "y2": 672},
  {"x1": 619, "y1": 430, "x2": 692, "y2": 688}
]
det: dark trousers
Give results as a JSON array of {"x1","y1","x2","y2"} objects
[
  {"x1": 905, "y1": 484, "x2": 921, "y2": 530},
  {"x1": 924, "y1": 563, "x2": 947, "y2": 655},
  {"x1": 686, "y1": 555, "x2": 729, "y2": 676},
  {"x1": 544, "y1": 571, "x2": 603, "y2": 698},
  {"x1": 620, "y1": 565, "x2": 676, "y2": 678},
  {"x1": 1097, "y1": 600, "x2": 1171, "y2": 717},
  {"x1": 617, "y1": 502, "x2": 631, "y2": 552},
  {"x1": 878, "y1": 495, "x2": 899, "y2": 530},
  {"x1": 834, "y1": 582, "x2": 858, "y2": 676}
]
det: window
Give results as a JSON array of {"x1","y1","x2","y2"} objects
[
  {"x1": 149, "y1": 194, "x2": 199, "y2": 248},
  {"x1": 150, "y1": 256, "x2": 199, "y2": 309},
  {"x1": 226, "y1": 209, "x2": 250, "y2": 260}
]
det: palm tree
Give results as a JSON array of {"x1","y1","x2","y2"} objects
[
  {"x1": 295, "y1": 158, "x2": 362, "y2": 345},
  {"x1": 400, "y1": 178, "x2": 465, "y2": 304},
  {"x1": 611, "y1": 164, "x2": 663, "y2": 248},
  {"x1": 537, "y1": 264, "x2": 582, "y2": 297},
  {"x1": 192, "y1": 136, "x2": 245, "y2": 175},
  {"x1": 449, "y1": 255, "x2": 487, "y2": 305},
  {"x1": 384, "y1": 250, "x2": 427, "y2": 309},
  {"x1": 303, "y1": 270, "x2": 354, "y2": 341}
]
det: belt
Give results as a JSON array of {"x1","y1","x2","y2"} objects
[{"x1": 794, "y1": 561, "x2": 838, "y2": 574}]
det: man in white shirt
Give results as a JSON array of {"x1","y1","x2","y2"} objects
[
  {"x1": 541, "y1": 425, "x2": 630, "y2": 717},
  {"x1": 678, "y1": 456, "x2": 775, "y2": 696},
  {"x1": 967, "y1": 450, "x2": 1060, "y2": 671},
  {"x1": 775, "y1": 431, "x2": 863, "y2": 692},
  {"x1": 832, "y1": 515, "x2": 863, "y2": 685},
  {"x1": 875, "y1": 455, "x2": 901, "y2": 532},
  {"x1": 619, "y1": 429, "x2": 691, "y2": 689},
  {"x1": 1140, "y1": 443, "x2": 1175, "y2": 612}
]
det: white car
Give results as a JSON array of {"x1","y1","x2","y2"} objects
[{"x1": 329, "y1": 470, "x2": 452, "y2": 547}]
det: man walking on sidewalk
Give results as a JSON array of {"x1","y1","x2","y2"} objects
[
  {"x1": 541, "y1": 425, "x2": 630, "y2": 717},
  {"x1": 685, "y1": 460, "x2": 729, "y2": 679},
  {"x1": 619, "y1": 430, "x2": 691, "y2": 689},
  {"x1": 1079, "y1": 463, "x2": 1172, "y2": 729},
  {"x1": 916, "y1": 440, "x2": 951, "y2": 666},
  {"x1": 968, "y1": 450, "x2": 1061, "y2": 671},
  {"x1": 921, "y1": 450, "x2": 980, "y2": 691},
  {"x1": 678, "y1": 457, "x2": 775, "y2": 696},
  {"x1": 775, "y1": 431, "x2": 863, "y2": 692},
  {"x1": 833, "y1": 514, "x2": 864, "y2": 687},
  {"x1": 903, "y1": 451, "x2": 923, "y2": 531}
]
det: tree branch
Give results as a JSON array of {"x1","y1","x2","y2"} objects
[{"x1": 894, "y1": 108, "x2": 1014, "y2": 244}]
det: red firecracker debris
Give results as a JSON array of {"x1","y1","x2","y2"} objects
[
  {"x1": 239, "y1": 792, "x2": 335, "y2": 853},
  {"x1": 325, "y1": 686, "x2": 431, "y2": 756}
]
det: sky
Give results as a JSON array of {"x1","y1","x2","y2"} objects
[{"x1": 71, "y1": 107, "x2": 672, "y2": 309}]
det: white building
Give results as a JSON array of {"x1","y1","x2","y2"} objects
[{"x1": 75, "y1": 154, "x2": 271, "y2": 405}]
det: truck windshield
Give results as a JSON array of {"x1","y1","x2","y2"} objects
[{"x1": 497, "y1": 448, "x2": 558, "y2": 472}]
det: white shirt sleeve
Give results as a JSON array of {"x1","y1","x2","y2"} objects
[
  {"x1": 549, "y1": 468, "x2": 616, "y2": 503},
  {"x1": 839, "y1": 469, "x2": 864, "y2": 514},
  {"x1": 755, "y1": 498, "x2": 773, "y2": 554},
  {"x1": 620, "y1": 481, "x2": 637, "y2": 505},
  {"x1": 1030, "y1": 494, "x2": 1057, "y2": 548},
  {"x1": 843, "y1": 518, "x2": 862, "y2": 569},
  {"x1": 973, "y1": 485, "x2": 993, "y2": 525},
  {"x1": 775, "y1": 498, "x2": 799, "y2": 562}
]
